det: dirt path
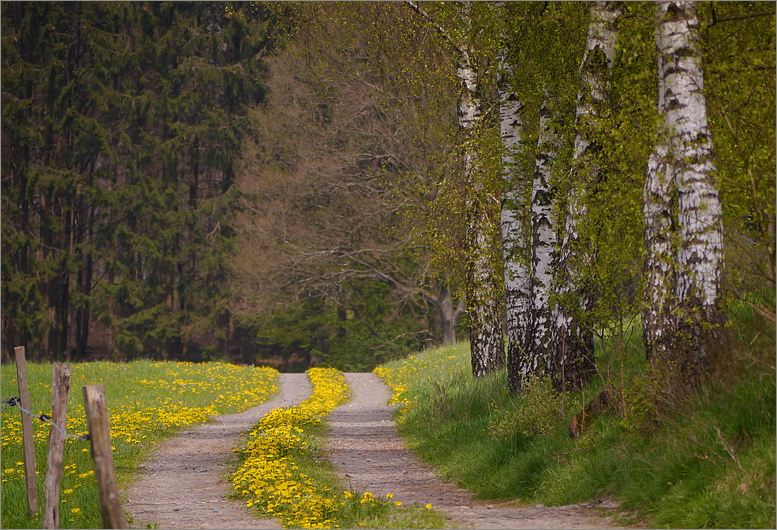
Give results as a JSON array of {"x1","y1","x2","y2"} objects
[
  {"x1": 123, "y1": 373, "x2": 311, "y2": 529},
  {"x1": 327, "y1": 373, "x2": 623, "y2": 529},
  {"x1": 124, "y1": 372, "x2": 625, "y2": 529}
]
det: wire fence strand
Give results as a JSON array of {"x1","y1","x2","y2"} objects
[{"x1": 2, "y1": 397, "x2": 90, "y2": 442}]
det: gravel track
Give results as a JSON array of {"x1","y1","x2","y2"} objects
[
  {"x1": 123, "y1": 373, "x2": 311, "y2": 529},
  {"x1": 327, "y1": 373, "x2": 623, "y2": 529},
  {"x1": 123, "y1": 372, "x2": 625, "y2": 529}
]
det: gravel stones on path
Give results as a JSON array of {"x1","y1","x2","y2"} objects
[
  {"x1": 123, "y1": 373, "x2": 312, "y2": 529},
  {"x1": 326, "y1": 372, "x2": 624, "y2": 529}
]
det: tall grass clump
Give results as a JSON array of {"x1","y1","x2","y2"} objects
[
  {"x1": 232, "y1": 367, "x2": 446, "y2": 529},
  {"x1": 1, "y1": 360, "x2": 278, "y2": 529},
  {"x1": 375, "y1": 303, "x2": 775, "y2": 528}
]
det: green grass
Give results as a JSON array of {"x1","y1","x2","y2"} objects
[
  {"x1": 375, "y1": 306, "x2": 776, "y2": 528},
  {"x1": 1, "y1": 360, "x2": 278, "y2": 529}
]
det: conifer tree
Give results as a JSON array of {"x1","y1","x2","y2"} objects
[{"x1": 2, "y1": 2, "x2": 273, "y2": 360}]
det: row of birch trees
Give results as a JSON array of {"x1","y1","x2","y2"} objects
[
  {"x1": 231, "y1": 1, "x2": 772, "y2": 382},
  {"x1": 382, "y1": 0, "x2": 773, "y2": 392},
  {"x1": 452, "y1": 0, "x2": 771, "y2": 393}
]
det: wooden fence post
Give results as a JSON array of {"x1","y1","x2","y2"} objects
[
  {"x1": 83, "y1": 385, "x2": 127, "y2": 529},
  {"x1": 14, "y1": 346, "x2": 39, "y2": 516},
  {"x1": 43, "y1": 364, "x2": 71, "y2": 529}
]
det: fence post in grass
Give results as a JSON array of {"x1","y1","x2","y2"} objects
[
  {"x1": 43, "y1": 364, "x2": 71, "y2": 529},
  {"x1": 83, "y1": 385, "x2": 127, "y2": 529},
  {"x1": 15, "y1": 346, "x2": 40, "y2": 516}
]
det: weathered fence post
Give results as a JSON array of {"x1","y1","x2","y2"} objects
[
  {"x1": 43, "y1": 364, "x2": 71, "y2": 529},
  {"x1": 14, "y1": 346, "x2": 39, "y2": 515},
  {"x1": 83, "y1": 385, "x2": 127, "y2": 529}
]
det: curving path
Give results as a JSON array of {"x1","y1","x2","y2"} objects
[
  {"x1": 326, "y1": 372, "x2": 624, "y2": 529},
  {"x1": 123, "y1": 373, "x2": 311, "y2": 529}
]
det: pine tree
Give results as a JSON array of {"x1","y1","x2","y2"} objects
[{"x1": 2, "y1": 2, "x2": 273, "y2": 360}]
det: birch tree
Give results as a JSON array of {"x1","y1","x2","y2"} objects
[
  {"x1": 528, "y1": 95, "x2": 561, "y2": 389},
  {"x1": 642, "y1": 6, "x2": 676, "y2": 363},
  {"x1": 406, "y1": 1, "x2": 505, "y2": 376},
  {"x1": 553, "y1": 1, "x2": 622, "y2": 390},
  {"x1": 646, "y1": 1, "x2": 727, "y2": 384},
  {"x1": 497, "y1": 10, "x2": 531, "y2": 392},
  {"x1": 458, "y1": 2, "x2": 505, "y2": 376}
]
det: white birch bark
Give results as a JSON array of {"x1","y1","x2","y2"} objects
[
  {"x1": 497, "y1": 40, "x2": 531, "y2": 393},
  {"x1": 553, "y1": 1, "x2": 621, "y2": 390},
  {"x1": 643, "y1": 19, "x2": 676, "y2": 362},
  {"x1": 528, "y1": 95, "x2": 559, "y2": 389},
  {"x1": 653, "y1": 1, "x2": 726, "y2": 381},
  {"x1": 457, "y1": 2, "x2": 505, "y2": 376}
]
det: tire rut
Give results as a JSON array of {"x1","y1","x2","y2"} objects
[
  {"x1": 123, "y1": 371, "x2": 627, "y2": 529},
  {"x1": 123, "y1": 373, "x2": 311, "y2": 529}
]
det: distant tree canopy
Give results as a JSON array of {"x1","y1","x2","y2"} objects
[
  {"x1": 2, "y1": 2, "x2": 275, "y2": 361},
  {"x1": 228, "y1": 3, "x2": 463, "y2": 370}
]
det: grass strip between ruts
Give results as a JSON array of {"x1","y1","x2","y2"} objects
[{"x1": 231, "y1": 367, "x2": 446, "y2": 529}]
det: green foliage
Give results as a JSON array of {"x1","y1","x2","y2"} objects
[
  {"x1": 243, "y1": 282, "x2": 425, "y2": 373},
  {"x1": 701, "y1": 2, "x2": 776, "y2": 308},
  {"x1": 1, "y1": 2, "x2": 277, "y2": 360}
]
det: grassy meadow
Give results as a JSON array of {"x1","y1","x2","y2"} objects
[
  {"x1": 1, "y1": 360, "x2": 278, "y2": 529},
  {"x1": 1, "y1": 361, "x2": 445, "y2": 530},
  {"x1": 374, "y1": 302, "x2": 776, "y2": 529}
]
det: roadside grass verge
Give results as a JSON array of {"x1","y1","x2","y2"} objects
[
  {"x1": 231, "y1": 367, "x2": 447, "y2": 529},
  {"x1": 1, "y1": 360, "x2": 278, "y2": 529},
  {"x1": 374, "y1": 305, "x2": 775, "y2": 529}
]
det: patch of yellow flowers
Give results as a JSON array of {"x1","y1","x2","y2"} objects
[
  {"x1": 2, "y1": 361, "x2": 278, "y2": 450},
  {"x1": 373, "y1": 360, "x2": 420, "y2": 425},
  {"x1": 232, "y1": 367, "x2": 351, "y2": 528},
  {"x1": 2, "y1": 361, "x2": 278, "y2": 526},
  {"x1": 373, "y1": 345, "x2": 466, "y2": 426}
]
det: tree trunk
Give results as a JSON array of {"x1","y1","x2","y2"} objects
[
  {"x1": 528, "y1": 95, "x2": 560, "y2": 390},
  {"x1": 553, "y1": 1, "x2": 621, "y2": 391},
  {"x1": 654, "y1": 0, "x2": 728, "y2": 385},
  {"x1": 498, "y1": 43, "x2": 530, "y2": 393},
  {"x1": 439, "y1": 283, "x2": 464, "y2": 346},
  {"x1": 642, "y1": 33, "x2": 676, "y2": 364},
  {"x1": 457, "y1": 3, "x2": 505, "y2": 377}
]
